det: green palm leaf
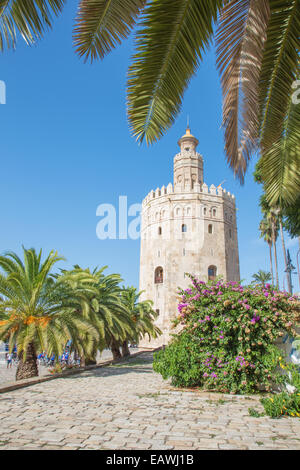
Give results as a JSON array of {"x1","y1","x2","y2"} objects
[
  {"x1": 216, "y1": 0, "x2": 270, "y2": 181},
  {"x1": 127, "y1": 0, "x2": 222, "y2": 144},
  {"x1": 73, "y1": 0, "x2": 146, "y2": 62},
  {"x1": 259, "y1": 0, "x2": 300, "y2": 152},
  {"x1": 260, "y1": 91, "x2": 300, "y2": 206},
  {"x1": 0, "y1": 0, "x2": 66, "y2": 51}
]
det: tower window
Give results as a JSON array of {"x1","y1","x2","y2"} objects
[
  {"x1": 182, "y1": 224, "x2": 187, "y2": 233},
  {"x1": 154, "y1": 267, "x2": 163, "y2": 284},
  {"x1": 156, "y1": 309, "x2": 160, "y2": 315},
  {"x1": 203, "y1": 208, "x2": 207, "y2": 216},
  {"x1": 208, "y1": 265, "x2": 217, "y2": 281},
  {"x1": 212, "y1": 209, "x2": 217, "y2": 217},
  {"x1": 208, "y1": 224, "x2": 213, "y2": 234},
  {"x1": 158, "y1": 227, "x2": 162, "y2": 235}
]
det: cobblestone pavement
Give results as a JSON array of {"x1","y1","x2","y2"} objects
[{"x1": 0, "y1": 352, "x2": 299, "y2": 450}]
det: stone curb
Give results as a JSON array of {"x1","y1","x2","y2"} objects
[{"x1": 0, "y1": 348, "x2": 160, "y2": 395}]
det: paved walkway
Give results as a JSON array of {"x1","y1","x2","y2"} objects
[{"x1": 0, "y1": 352, "x2": 299, "y2": 450}]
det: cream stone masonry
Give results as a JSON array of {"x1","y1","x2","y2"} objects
[{"x1": 139, "y1": 127, "x2": 240, "y2": 348}]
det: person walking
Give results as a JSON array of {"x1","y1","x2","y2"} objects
[{"x1": 6, "y1": 353, "x2": 13, "y2": 369}]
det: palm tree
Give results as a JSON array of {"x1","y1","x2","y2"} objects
[
  {"x1": 267, "y1": 210, "x2": 280, "y2": 289},
  {"x1": 120, "y1": 287, "x2": 161, "y2": 357},
  {"x1": 0, "y1": 248, "x2": 98, "y2": 380},
  {"x1": 72, "y1": 0, "x2": 300, "y2": 208},
  {"x1": 251, "y1": 270, "x2": 272, "y2": 287},
  {"x1": 58, "y1": 266, "x2": 135, "y2": 362},
  {"x1": 259, "y1": 217, "x2": 274, "y2": 286}
]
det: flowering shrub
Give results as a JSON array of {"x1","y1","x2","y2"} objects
[{"x1": 153, "y1": 276, "x2": 299, "y2": 394}]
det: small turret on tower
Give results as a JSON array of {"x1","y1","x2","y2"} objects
[
  {"x1": 177, "y1": 126, "x2": 199, "y2": 153},
  {"x1": 174, "y1": 126, "x2": 204, "y2": 190}
]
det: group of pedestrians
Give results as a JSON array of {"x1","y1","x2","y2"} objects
[
  {"x1": 3, "y1": 341, "x2": 78, "y2": 369},
  {"x1": 37, "y1": 344, "x2": 80, "y2": 368}
]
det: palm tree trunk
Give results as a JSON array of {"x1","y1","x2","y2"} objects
[
  {"x1": 121, "y1": 340, "x2": 130, "y2": 358},
  {"x1": 279, "y1": 221, "x2": 291, "y2": 293},
  {"x1": 268, "y1": 242, "x2": 274, "y2": 286},
  {"x1": 272, "y1": 222, "x2": 279, "y2": 288},
  {"x1": 16, "y1": 343, "x2": 38, "y2": 381},
  {"x1": 111, "y1": 338, "x2": 122, "y2": 361},
  {"x1": 80, "y1": 355, "x2": 86, "y2": 367}
]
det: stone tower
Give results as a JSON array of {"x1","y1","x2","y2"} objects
[{"x1": 139, "y1": 127, "x2": 240, "y2": 348}]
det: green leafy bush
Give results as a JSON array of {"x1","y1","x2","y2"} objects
[
  {"x1": 261, "y1": 366, "x2": 300, "y2": 418},
  {"x1": 153, "y1": 277, "x2": 299, "y2": 394}
]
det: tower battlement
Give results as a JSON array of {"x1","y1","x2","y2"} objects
[{"x1": 142, "y1": 183, "x2": 236, "y2": 206}]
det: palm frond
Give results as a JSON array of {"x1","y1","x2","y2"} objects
[
  {"x1": 127, "y1": 0, "x2": 222, "y2": 145},
  {"x1": 0, "y1": 0, "x2": 66, "y2": 51},
  {"x1": 259, "y1": 0, "x2": 300, "y2": 153},
  {"x1": 260, "y1": 90, "x2": 300, "y2": 206},
  {"x1": 73, "y1": 0, "x2": 146, "y2": 62},
  {"x1": 216, "y1": 0, "x2": 270, "y2": 181}
]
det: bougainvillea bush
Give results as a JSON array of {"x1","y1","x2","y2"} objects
[{"x1": 153, "y1": 276, "x2": 299, "y2": 394}]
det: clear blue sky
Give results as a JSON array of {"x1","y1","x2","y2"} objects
[{"x1": 0, "y1": 2, "x2": 299, "y2": 292}]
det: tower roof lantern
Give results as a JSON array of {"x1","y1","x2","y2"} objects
[{"x1": 178, "y1": 126, "x2": 199, "y2": 150}]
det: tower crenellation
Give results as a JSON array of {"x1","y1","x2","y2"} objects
[{"x1": 139, "y1": 127, "x2": 240, "y2": 347}]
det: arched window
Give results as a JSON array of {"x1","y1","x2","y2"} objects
[
  {"x1": 208, "y1": 224, "x2": 213, "y2": 234},
  {"x1": 208, "y1": 265, "x2": 217, "y2": 281},
  {"x1": 182, "y1": 224, "x2": 187, "y2": 233},
  {"x1": 154, "y1": 267, "x2": 163, "y2": 284},
  {"x1": 203, "y1": 207, "x2": 207, "y2": 216},
  {"x1": 158, "y1": 227, "x2": 162, "y2": 235},
  {"x1": 212, "y1": 208, "x2": 217, "y2": 217}
]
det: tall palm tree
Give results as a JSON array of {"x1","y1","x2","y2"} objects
[
  {"x1": 0, "y1": 248, "x2": 98, "y2": 380},
  {"x1": 266, "y1": 210, "x2": 280, "y2": 288},
  {"x1": 259, "y1": 217, "x2": 274, "y2": 286},
  {"x1": 119, "y1": 287, "x2": 161, "y2": 357}
]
